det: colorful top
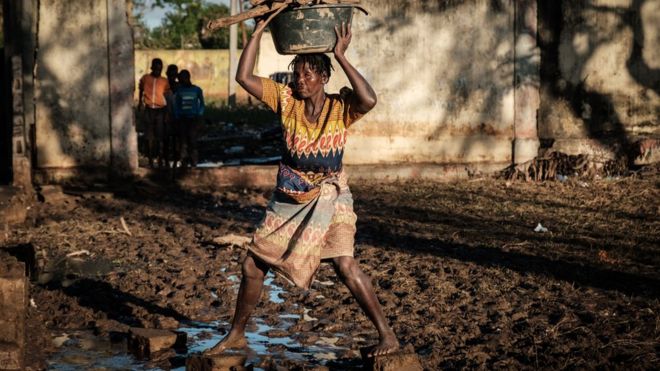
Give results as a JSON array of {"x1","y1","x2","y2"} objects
[
  {"x1": 139, "y1": 74, "x2": 170, "y2": 109},
  {"x1": 174, "y1": 85, "x2": 205, "y2": 119},
  {"x1": 259, "y1": 77, "x2": 364, "y2": 202}
]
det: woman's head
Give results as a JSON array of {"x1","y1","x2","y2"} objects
[{"x1": 289, "y1": 54, "x2": 334, "y2": 98}]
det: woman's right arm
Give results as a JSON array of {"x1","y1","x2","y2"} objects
[{"x1": 235, "y1": 19, "x2": 269, "y2": 100}]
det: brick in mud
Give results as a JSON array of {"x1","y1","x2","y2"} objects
[
  {"x1": 0, "y1": 343, "x2": 22, "y2": 371},
  {"x1": 185, "y1": 353, "x2": 249, "y2": 371},
  {"x1": 360, "y1": 344, "x2": 423, "y2": 371},
  {"x1": 0, "y1": 253, "x2": 26, "y2": 370},
  {"x1": 128, "y1": 327, "x2": 187, "y2": 359}
]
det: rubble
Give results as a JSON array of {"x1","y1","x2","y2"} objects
[
  {"x1": 186, "y1": 353, "x2": 249, "y2": 371},
  {"x1": 127, "y1": 327, "x2": 187, "y2": 360},
  {"x1": 0, "y1": 252, "x2": 27, "y2": 370},
  {"x1": 360, "y1": 344, "x2": 423, "y2": 371}
]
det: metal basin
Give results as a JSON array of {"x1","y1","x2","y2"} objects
[{"x1": 268, "y1": 5, "x2": 358, "y2": 55}]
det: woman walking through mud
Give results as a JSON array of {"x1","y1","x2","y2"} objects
[{"x1": 205, "y1": 18, "x2": 399, "y2": 357}]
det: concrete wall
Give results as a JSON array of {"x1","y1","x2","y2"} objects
[
  {"x1": 258, "y1": 0, "x2": 518, "y2": 166},
  {"x1": 33, "y1": 0, "x2": 137, "y2": 180},
  {"x1": 539, "y1": 0, "x2": 660, "y2": 163},
  {"x1": 6, "y1": 0, "x2": 657, "y2": 184}
]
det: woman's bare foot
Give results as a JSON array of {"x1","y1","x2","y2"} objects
[
  {"x1": 368, "y1": 332, "x2": 399, "y2": 357},
  {"x1": 203, "y1": 332, "x2": 248, "y2": 355}
]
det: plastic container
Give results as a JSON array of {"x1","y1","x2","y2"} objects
[{"x1": 268, "y1": 5, "x2": 359, "y2": 55}]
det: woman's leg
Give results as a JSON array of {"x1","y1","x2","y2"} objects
[
  {"x1": 332, "y1": 256, "x2": 399, "y2": 356},
  {"x1": 205, "y1": 255, "x2": 269, "y2": 354}
]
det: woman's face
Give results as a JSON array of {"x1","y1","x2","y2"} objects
[{"x1": 293, "y1": 62, "x2": 327, "y2": 98}]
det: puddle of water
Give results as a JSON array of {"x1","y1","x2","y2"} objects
[
  {"x1": 264, "y1": 272, "x2": 285, "y2": 304},
  {"x1": 227, "y1": 274, "x2": 240, "y2": 283},
  {"x1": 48, "y1": 268, "x2": 348, "y2": 370},
  {"x1": 47, "y1": 331, "x2": 141, "y2": 370},
  {"x1": 196, "y1": 161, "x2": 224, "y2": 168}
]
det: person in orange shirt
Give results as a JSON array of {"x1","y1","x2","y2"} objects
[{"x1": 139, "y1": 58, "x2": 170, "y2": 168}]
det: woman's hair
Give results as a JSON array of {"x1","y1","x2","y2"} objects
[{"x1": 289, "y1": 53, "x2": 334, "y2": 79}]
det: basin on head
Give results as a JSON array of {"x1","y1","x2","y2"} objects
[{"x1": 268, "y1": 4, "x2": 366, "y2": 55}]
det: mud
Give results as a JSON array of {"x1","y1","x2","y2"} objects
[{"x1": 3, "y1": 172, "x2": 659, "y2": 369}]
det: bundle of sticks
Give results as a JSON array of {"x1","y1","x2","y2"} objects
[{"x1": 206, "y1": 0, "x2": 364, "y2": 31}]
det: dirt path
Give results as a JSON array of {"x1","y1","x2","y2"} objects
[{"x1": 4, "y1": 173, "x2": 659, "y2": 369}]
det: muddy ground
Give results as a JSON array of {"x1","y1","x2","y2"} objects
[{"x1": 3, "y1": 169, "x2": 659, "y2": 370}]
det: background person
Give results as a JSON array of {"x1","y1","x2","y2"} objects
[
  {"x1": 138, "y1": 58, "x2": 170, "y2": 168},
  {"x1": 174, "y1": 69, "x2": 205, "y2": 168},
  {"x1": 165, "y1": 64, "x2": 180, "y2": 167}
]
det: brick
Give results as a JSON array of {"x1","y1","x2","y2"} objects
[
  {"x1": 37, "y1": 185, "x2": 66, "y2": 203},
  {"x1": 360, "y1": 344, "x2": 423, "y2": 371},
  {"x1": 185, "y1": 354, "x2": 249, "y2": 371},
  {"x1": 0, "y1": 253, "x2": 26, "y2": 371},
  {"x1": 0, "y1": 342, "x2": 22, "y2": 371},
  {"x1": 127, "y1": 328, "x2": 187, "y2": 360}
]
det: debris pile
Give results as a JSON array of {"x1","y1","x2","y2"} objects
[{"x1": 501, "y1": 151, "x2": 631, "y2": 181}]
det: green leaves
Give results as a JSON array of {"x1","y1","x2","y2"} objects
[{"x1": 133, "y1": 0, "x2": 248, "y2": 49}]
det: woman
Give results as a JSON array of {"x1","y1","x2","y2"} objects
[{"x1": 206, "y1": 18, "x2": 399, "y2": 357}]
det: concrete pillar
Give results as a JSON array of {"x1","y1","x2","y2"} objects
[
  {"x1": 228, "y1": 0, "x2": 238, "y2": 106},
  {"x1": 3, "y1": 1, "x2": 34, "y2": 189},
  {"x1": 513, "y1": 0, "x2": 541, "y2": 164},
  {"x1": 0, "y1": 253, "x2": 26, "y2": 370},
  {"x1": 108, "y1": 0, "x2": 138, "y2": 175},
  {"x1": 11, "y1": 56, "x2": 31, "y2": 190}
]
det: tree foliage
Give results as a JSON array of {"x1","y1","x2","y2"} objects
[{"x1": 132, "y1": 0, "x2": 248, "y2": 50}]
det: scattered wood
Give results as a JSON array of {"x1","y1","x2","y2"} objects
[
  {"x1": 120, "y1": 217, "x2": 133, "y2": 236},
  {"x1": 212, "y1": 233, "x2": 252, "y2": 248},
  {"x1": 207, "y1": 0, "x2": 364, "y2": 31},
  {"x1": 360, "y1": 344, "x2": 423, "y2": 371},
  {"x1": 500, "y1": 151, "x2": 629, "y2": 182},
  {"x1": 65, "y1": 250, "x2": 91, "y2": 258}
]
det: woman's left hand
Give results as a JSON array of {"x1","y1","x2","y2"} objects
[{"x1": 334, "y1": 22, "x2": 352, "y2": 58}]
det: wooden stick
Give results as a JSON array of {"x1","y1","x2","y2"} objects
[
  {"x1": 206, "y1": 1, "x2": 290, "y2": 31},
  {"x1": 120, "y1": 217, "x2": 132, "y2": 236},
  {"x1": 252, "y1": 0, "x2": 360, "y2": 6},
  {"x1": 321, "y1": 0, "x2": 362, "y2": 4},
  {"x1": 207, "y1": 0, "x2": 366, "y2": 31}
]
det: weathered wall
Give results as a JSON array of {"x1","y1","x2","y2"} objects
[
  {"x1": 109, "y1": 0, "x2": 139, "y2": 173},
  {"x1": 8, "y1": 0, "x2": 656, "y2": 184},
  {"x1": 36, "y1": 1, "x2": 111, "y2": 169},
  {"x1": 258, "y1": 0, "x2": 518, "y2": 166},
  {"x1": 134, "y1": 49, "x2": 250, "y2": 103},
  {"x1": 33, "y1": 0, "x2": 137, "y2": 179},
  {"x1": 539, "y1": 0, "x2": 660, "y2": 162}
]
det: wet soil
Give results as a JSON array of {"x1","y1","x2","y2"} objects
[{"x1": 3, "y1": 172, "x2": 659, "y2": 370}]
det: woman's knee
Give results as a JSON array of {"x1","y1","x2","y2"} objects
[
  {"x1": 333, "y1": 256, "x2": 360, "y2": 282},
  {"x1": 242, "y1": 255, "x2": 267, "y2": 280}
]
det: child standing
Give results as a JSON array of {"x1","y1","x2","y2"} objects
[{"x1": 174, "y1": 69, "x2": 205, "y2": 168}]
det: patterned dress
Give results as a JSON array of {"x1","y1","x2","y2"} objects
[{"x1": 248, "y1": 77, "x2": 364, "y2": 289}]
